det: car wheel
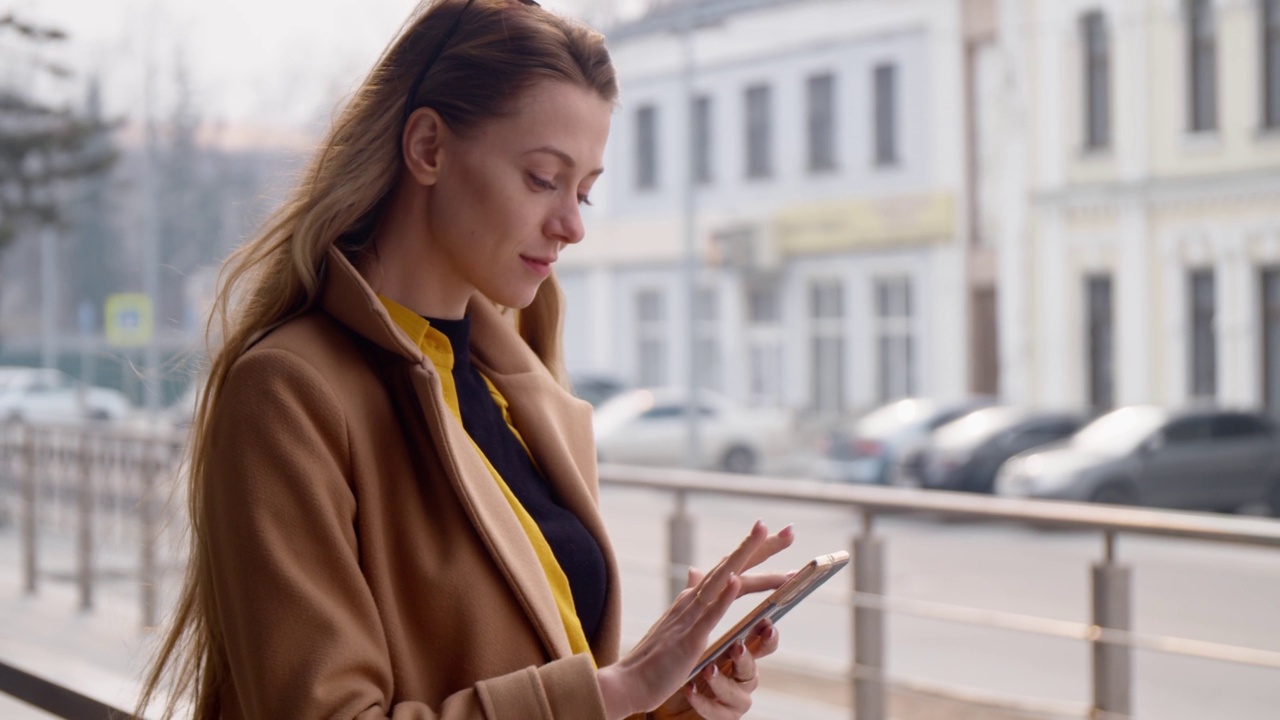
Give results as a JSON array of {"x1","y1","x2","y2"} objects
[
  {"x1": 88, "y1": 408, "x2": 111, "y2": 422},
  {"x1": 721, "y1": 446, "x2": 758, "y2": 475},
  {"x1": 1090, "y1": 482, "x2": 1137, "y2": 506}
]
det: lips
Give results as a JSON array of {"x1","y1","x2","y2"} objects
[{"x1": 520, "y1": 255, "x2": 555, "y2": 277}]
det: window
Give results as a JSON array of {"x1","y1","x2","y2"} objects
[
  {"x1": 1189, "y1": 269, "x2": 1216, "y2": 398},
  {"x1": 810, "y1": 279, "x2": 844, "y2": 414},
  {"x1": 692, "y1": 95, "x2": 712, "y2": 185},
  {"x1": 1163, "y1": 416, "x2": 1213, "y2": 444},
  {"x1": 1265, "y1": 0, "x2": 1280, "y2": 128},
  {"x1": 1261, "y1": 268, "x2": 1280, "y2": 416},
  {"x1": 694, "y1": 287, "x2": 721, "y2": 392},
  {"x1": 1187, "y1": 0, "x2": 1218, "y2": 132},
  {"x1": 1212, "y1": 413, "x2": 1272, "y2": 439},
  {"x1": 745, "y1": 84, "x2": 772, "y2": 178},
  {"x1": 1086, "y1": 275, "x2": 1114, "y2": 410},
  {"x1": 636, "y1": 289, "x2": 666, "y2": 386},
  {"x1": 875, "y1": 277, "x2": 914, "y2": 402},
  {"x1": 806, "y1": 73, "x2": 837, "y2": 172},
  {"x1": 635, "y1": 105, "x2": 658, "y2": 190},
  {"x1": 1081, "y1": 11, "x2": 1111, "y2": 150},
  {"x1": 746, "y1": 278, "x2": 782, "y2": 406},
  {"x1": 873, "y1": 63, "x2": 899, "y2": 166}
]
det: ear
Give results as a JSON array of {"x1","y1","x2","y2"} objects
[{"x1": 402, "y1": 107, "x2": 448, "y2": 186}]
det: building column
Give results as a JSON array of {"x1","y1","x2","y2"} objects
[
  {"x1": 1161, "y1": 233, "x2": 1188, "y2": 406},
  {"x1": 1218, "y1": 229, "x2": 1253, "y2": 407},
  {"x1": 1116, "y1": 202, "x2": 1150, "y2": 405},
  {"x1": 1041, "y1": 207, "x2": 1070, "y2": 407}
]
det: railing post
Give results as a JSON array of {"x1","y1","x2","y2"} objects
[
  {"x1": 139, "y1": 439, "x2": 159, "y2": 629},
  {"x1": 21, "y1": 425, "x2": 37, "y2": 596},
  {"x1": 667, "y1": 490, "x2": 696, "y2": 602},
  {"x1": 77, "y1": 432, "x2": 94, "y2": 611},
  {"x1": 1092, "y1": 531, "x2": 1132, "y2": 719},
  {"x1": 853, "y1": 510, "x2": 885, "y2": 720}
]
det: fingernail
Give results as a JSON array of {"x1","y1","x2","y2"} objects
[
  {"x1": 731, "y1": 641, "x2": 744, "y2": 658},
  {"x1": 753, "y1": 518, "x2": 764, "y2": 532},
  {"x1": 781, "y1": 524, "x2": 794, "y2": 535},
  {"x1": 707, "y1": 664, "x2": 718, "y2": 679}
]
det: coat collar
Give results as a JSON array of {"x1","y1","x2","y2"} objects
[{"x1": 316, "y1": 247, "x2": 620, "y2": 663}]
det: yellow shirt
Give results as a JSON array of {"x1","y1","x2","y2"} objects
[{"x1": 379, "y1": 296, "x2": 593, "y2": 662}]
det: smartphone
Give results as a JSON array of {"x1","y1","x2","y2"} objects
[{"x1": 686, "y1": 551, "x2": 850, "y2": 684}]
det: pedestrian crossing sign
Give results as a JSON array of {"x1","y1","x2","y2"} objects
[{"x1": 104, "y1": 293, "x2": 154, "y2": 347}]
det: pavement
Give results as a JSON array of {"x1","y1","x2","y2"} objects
[{"x1": 0, "y1": 526, "x2": 851, "y2": 720}]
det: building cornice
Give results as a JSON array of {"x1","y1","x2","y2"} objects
[
  {"x1": 1032, "y1": 169, "x2": 1280, "y2": 212},
  {"x1": 606, "y1": 0, "x2": 804, "y2": 42}
]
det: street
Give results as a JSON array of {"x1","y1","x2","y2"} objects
[{"x1": 600, "y1": 486, "x2": 1280, "y2": 720}]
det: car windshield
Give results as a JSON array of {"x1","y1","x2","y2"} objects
[
  {"x1": 932, "y1": 406, "x2": 1025, "y2": 451},
  {"x1": 854, "y1": 398, "x2": 937, "y2": 438},
  {"x1": 1071, "y1": 406, "x2": 1167, "y2": 455}
]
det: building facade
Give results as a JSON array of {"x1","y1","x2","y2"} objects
[
  {"x1": 562, "y1": 0, "x2": 973, "y2": 416},
  {"x1": 999, "y1": 0, "x2": 1280, "y2": 414}
]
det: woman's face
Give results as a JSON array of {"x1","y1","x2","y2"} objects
[{"x1": 428, "y1": 79, "x2": 612, "y2": 310}]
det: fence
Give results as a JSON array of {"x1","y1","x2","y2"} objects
[
  {"x1": 598, "y1": 462, "x2": 1280, "y2": 720},
  {"x1": 3, "y1": 422, "x2": 1280, "y2": 719}
]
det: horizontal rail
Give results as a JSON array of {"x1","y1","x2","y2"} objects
[
  {"x1": 0, "y1": 659, "x2": 131, "y2": 719},
  {"x1": 848, "y1": 592, "x2": 1280, "y2": 670},
  {"x1": 599, "y1": 463, "x2": 1280, "y2": 548}
]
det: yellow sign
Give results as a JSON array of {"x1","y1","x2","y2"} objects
[
  {"x1": 104, "y1": 293, "x2": 154, "y2": 347},
  {"x1": 774, "y1": 192, "x2": 956, "y2": 255}
]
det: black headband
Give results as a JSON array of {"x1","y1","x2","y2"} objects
[{"x1": 402, "y1": 0, "x2": 542, "y2": 124}]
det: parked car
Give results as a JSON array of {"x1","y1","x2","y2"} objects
[
  {"x1": 812, "y1": 396, "x2": 996, "y2": 485},
  {"x1": 994, "y1": 405, "x2": 1280, "y2": 514},
  {"x1": 593, "y1": 387, "x2": 796, "y2": 474},
  {"x1": 569, "y1": 372, "x2": 627, "y2": 408},
  {"x1": 918, "y1": 406, "x2": 1089, "y2": 493},
  {"x1": 0, "y1": 366, "x2": 132, "y2": 424}
]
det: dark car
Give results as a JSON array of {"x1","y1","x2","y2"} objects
[
  {"x1": 812, "y1": 396, "x2": 995, "y2": 485},
  {"x1": 569, "y1": 373, "x2": 627, "y2": 408},
  {"x1": 919, "y1": 407, "x2": 1088, "y2": 493},
  {"x1": 996, "y1": 405, "x2": 1280, "y2": 514}
]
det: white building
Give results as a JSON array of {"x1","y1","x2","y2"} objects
[
  {"x1": 997, "y1": 0, "x2": 1280, "y2": 413},
  {"x1": 562, "y1": 0, "x2": 975, "y2": 416}
]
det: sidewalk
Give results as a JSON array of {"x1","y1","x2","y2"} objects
[{"x1": 0, "y1": 528, "x2": 851, "y2": 720}]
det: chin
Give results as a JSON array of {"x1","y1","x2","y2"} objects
[{"x1": 484, "y1": 281, "x2": 542, "y2": 310}]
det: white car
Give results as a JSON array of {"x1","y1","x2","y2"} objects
[
  {"x1": 592, "y1": 387, "x2": 796, "y2": 474},
  {"x1": 0, "y1": 366, "x2": 132, "y2": 424}
]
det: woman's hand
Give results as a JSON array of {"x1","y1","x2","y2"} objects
[
  {"x1": 652, "y1": 618, "x2": 781, "y2": 719},
  {"x1": 596, "y1": 520, "x2": 794, "y2": 719}
]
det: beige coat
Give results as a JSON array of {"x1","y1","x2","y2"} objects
[{"x1": 203, "y1": 247, "x2": 627, "y2": 719}]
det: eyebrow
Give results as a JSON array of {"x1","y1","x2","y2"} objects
[{"x1": 524, "y1": 146, "x2": 605, "y2": 177}]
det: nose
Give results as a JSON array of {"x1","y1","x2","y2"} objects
[{"x1": 545, "y1": 196, "x2": 585, "y2": 245}]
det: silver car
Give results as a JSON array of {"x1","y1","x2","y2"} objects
[{"x1": 995, "y1": 405, "x2": 1280, "y2": 514}]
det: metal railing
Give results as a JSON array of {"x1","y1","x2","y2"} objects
[
  {"x1": 3, "y1": 419, "x2": 1280, "y2": 719},
  {"x1": 0, "y1": 659, "x2": 130, "y2": 719},
  {"x1": 598, "y1": 462, "x2": 1280, "y2": 720}
]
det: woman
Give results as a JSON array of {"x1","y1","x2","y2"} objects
[{"x1": 138, "y1": 0, "x2": 795, "y2": 718}]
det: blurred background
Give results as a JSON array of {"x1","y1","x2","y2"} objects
[{"x1": 2, "y1": 0, "x2": 1280, "y2": 718}]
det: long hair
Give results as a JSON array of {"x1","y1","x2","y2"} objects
[{"x1": 136, "y1": 1, "x2": 617, "y2": 716}]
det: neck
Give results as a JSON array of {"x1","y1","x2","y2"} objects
[{"x1": 363, "y1": 181, "x2": 472, "y2": 320}]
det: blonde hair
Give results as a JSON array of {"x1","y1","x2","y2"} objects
[{"x1": 136, "y1": 1, "x2": 616, "y2": 716}]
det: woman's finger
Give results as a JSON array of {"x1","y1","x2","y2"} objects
[
  {"x1": 733, "y1": 571, "x2": 792, "y2": 596},
  {"x1": 684, "y1": 667, "x2": 746, "y2": 719},
  {"x1": 741, "y1": 524, "x2": 796, "y2": 571},
  {"x1": 728, "y1": 641, "x2": 759, "y2": 688},
  {"x1": 694, "y1": 521, "x2": 769, "y2": 605}
]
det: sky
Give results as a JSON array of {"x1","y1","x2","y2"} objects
[{"x1": 21, "y1": 0, "x2": 637, "y2": 137}]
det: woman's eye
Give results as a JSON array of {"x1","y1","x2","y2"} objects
[
  {"x1": 578, "y1": 194, "x2": 593, "y2": 207},
  {"x1": 529, "y1": 174, "x2": 556, "y2": 191}
]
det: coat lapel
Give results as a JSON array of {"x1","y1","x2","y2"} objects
[
  {"x1": 468, "y1": 299, "x2": 624, "y2": 663},
  {"x1": 318, "y1": 249, "x2": 574, "y2": 662}
]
